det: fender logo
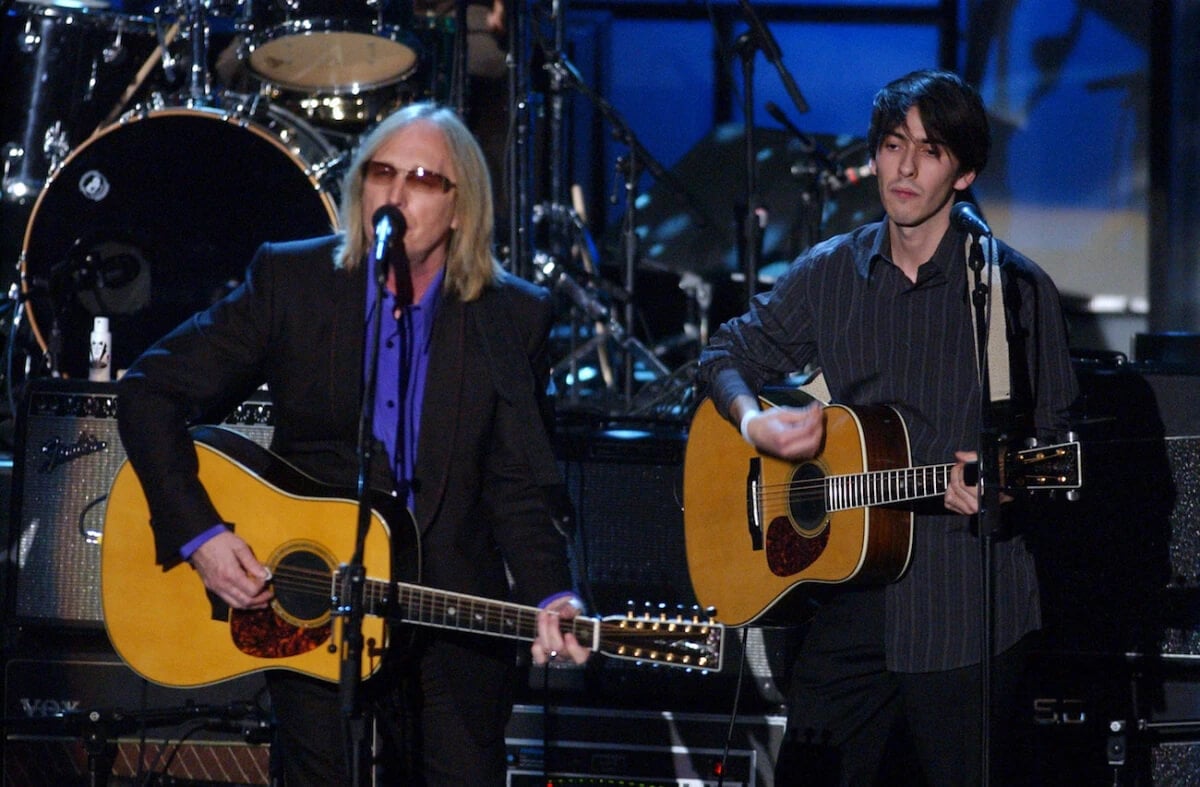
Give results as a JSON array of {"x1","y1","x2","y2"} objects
[{"x1": 39, "y1": 432, "x2": 108, "y2": 472}]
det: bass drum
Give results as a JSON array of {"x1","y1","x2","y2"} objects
[{"x1": 19, "y1": 104, "x2": 341, "y2": 380}]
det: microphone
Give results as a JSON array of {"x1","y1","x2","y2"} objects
[
  {"x1": 767, "y1": 101, "x2": 871, "y2": 192},
  {"x1": 951, "y1": 201, "x2": 992, "y2": 237},
  {"x1": 372, "y1": 205, "x2": 411, "y2": 307}
]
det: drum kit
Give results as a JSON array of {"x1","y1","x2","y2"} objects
[
  {"x1": 0, "y1": 0, "x2": 459, "y2": 381},
  {"x1": 0, "y1": 0, "x2": 880, "y2": 418}
]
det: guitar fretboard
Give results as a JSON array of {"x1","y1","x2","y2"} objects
[
  {"x1": 362, "y1": 579, "x2": 599, "y2": 647},
  {"x1": 826, "y1": 463, "x2": 953, "y2": 511}
]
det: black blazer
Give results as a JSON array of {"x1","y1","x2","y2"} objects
[{"x1": 117, "y1": 234, "x2": 573, "y2": 610}]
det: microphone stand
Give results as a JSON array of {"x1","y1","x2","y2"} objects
[
  {"x1": 732, "y1": 0, "x2": 809, "y2": 310},
  {"x1": 340, "y1": 247, "x2": 391, "y2": 786},
  {"x1": 733, "y1": 32, "x2": 762, "y2": 310},
  {"x1": 966, "y1": 231, "x2": 1001, "y2": 786}
]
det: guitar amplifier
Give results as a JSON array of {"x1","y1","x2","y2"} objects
[
  {"x1": 2, "y1": 630, "x2": 271, "y2": 786},
  {"x1": 7, "y1": 379, "x2": 274, "y2": 626}
]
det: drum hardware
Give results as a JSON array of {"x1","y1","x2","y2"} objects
[
  {"x1": 2, "y1": 143, "x2": 28, "y2": 200},
  {"x1": 181, "y1": 0, "x2": 215, "y2": 102},
  {"x1": 536, "y1": 199, "x2": 673, "y2": 415},
  {"x1": 522, "y1": 41, "x2": 689, "y2": 414},
  {"x1": 1, "y1": 5, "x2": 160, "y2": 201},
  {"x1": 99, "y1": 20, "x2": 182, "y2": 128},
  {"x1": 650, "y1": 271, "x2": 712, "y2": 362}
]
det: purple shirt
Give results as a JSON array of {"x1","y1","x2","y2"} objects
[{"x1": 367, "y1": 267, "x2": 443, "y2": 508}]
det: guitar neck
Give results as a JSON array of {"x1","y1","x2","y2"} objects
[
  {"x1": 364, "y1": 579, "x2": 599, "y2": 648},
  {"x1": 826, "y1": 462, "x2": 955, "y2": 512},
  {"x1": 352, "y1": 577, "x2": 724, "y2": 670}
]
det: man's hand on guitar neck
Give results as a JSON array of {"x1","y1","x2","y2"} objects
[
  {"x1": 946, "y1": 449, "x2": 1013, "y2": 515},
  {"x1": 532, "y1": 594, "x2": 590, "y2": 666},
  {"x1": 734, "y1": 396, "x2": 825, "y2": 461},
  {"x1": 189, "y1": 530, "x2": 274, "y2": 610},
  {"x1": 946, "y1": 450, "x2": 982, "y2": 516}
]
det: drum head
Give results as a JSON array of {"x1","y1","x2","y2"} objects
[
  {"x1": 248, "y1": 27, "x2": 418, "y2": 93},
  {"x1": 20, "y1": 106, "x2": 339, "y2": 379}
]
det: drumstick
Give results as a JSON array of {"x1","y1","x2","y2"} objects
[{"x1": 100, "y1": 22, "x2": 181, "y2": 130}]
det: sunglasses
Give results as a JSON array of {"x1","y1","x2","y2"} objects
[{"x1": 362, "y1": 160, "x2": 457, "y2": 193}]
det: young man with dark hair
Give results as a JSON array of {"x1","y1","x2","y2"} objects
[{"x1": 698, "y1": 69, "x2": 1078, "y2": 785}]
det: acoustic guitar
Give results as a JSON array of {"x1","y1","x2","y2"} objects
[
  {"x1": 102, "y1": 427, "x2": 724, "y2": 688},
  {"x1": 683, "y1": 399, "x2": 1081, "y2": 626}
]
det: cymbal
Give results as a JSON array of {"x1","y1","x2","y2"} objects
[{"x1": 629, "y1": 123, "x2": 882, "y2": 280}]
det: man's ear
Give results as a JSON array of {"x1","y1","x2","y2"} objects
[{"x1": 954, "y1": 169, "x2": 977, "y2": 192}]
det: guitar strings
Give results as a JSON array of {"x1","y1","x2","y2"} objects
[{"x1": 748, "y1": 464, "x2": 956, "y2": 508}]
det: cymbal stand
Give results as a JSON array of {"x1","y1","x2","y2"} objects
[
  {"x1": 505, "y1": 0, "x2": 534, "y2": 279},
  {"x1": 536, "y1": 201, "x2": 615, "y2": 404},
  {"x1": 543, "y1": 54, "x2": 674, "y2": 411},
  {"x1": 181, "y1": 0, "x2": 213, "y2": 105}
]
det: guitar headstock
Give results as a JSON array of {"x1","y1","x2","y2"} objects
[
  {"x1": 593, "y1": 608, "x2": 724, "y2": 672},
  {"x1": 1004, "y1": 438, "x2": 1082, "y2": 498}
]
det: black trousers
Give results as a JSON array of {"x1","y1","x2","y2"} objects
[
  {"x1": 774, "y1": 588, "x2": 1030, "y2": 786},
  {"x1": 267, "y1": 634, "x2": 515, "y2": 786}
]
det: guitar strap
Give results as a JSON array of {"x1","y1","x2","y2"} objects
[
  {"x1": 969, "y1": 234, "x2": 1011, "y2": 403},
  {"x1": 794, "y1": 235, "x2": 1010, "y2": 406}
]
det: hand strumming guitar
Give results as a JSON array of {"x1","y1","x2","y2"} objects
[{"x1": 189, "y1": 530, "x2": 273, "y2": 610}]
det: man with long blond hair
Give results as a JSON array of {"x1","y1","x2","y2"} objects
[{"x1": 117, "y1": 102, "x2": 587, "y2": 784}]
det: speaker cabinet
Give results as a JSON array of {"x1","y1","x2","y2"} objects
[
  {"x1": 551, "y1": 420, "x2": 792, "y2": 711},
  {"x1": 556, "y1": 420, "x2": 694, "y2": 615},
  {"x1": 1032, "y1": 364, "x2": 1200, "y2": 660},
  {"x1": 7, "y1": 380, "x2": 274, "y2": 626},
  {"x1": 1025, "y1": 362, "x2": 1200, "y2": 784}
]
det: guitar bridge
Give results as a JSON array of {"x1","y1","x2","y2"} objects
[{"x1": 747, "y1": 456, "x2": 764, "y2": 551}]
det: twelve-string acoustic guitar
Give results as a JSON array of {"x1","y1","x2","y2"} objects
[{"x1": 102, "y1": 426, "x2": 724, "y2": 688}]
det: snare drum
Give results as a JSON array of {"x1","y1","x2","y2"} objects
[
  {"x1": 19, "y1": 104, "x2": 341, "y2": 379},
  {"x1": 242, "y1": 0, "x2": 419, "y2": 94},
  {"x1": 261, "y1": 12, "x2": 457, "y2": 130}
]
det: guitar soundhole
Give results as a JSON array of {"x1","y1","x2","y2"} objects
[
  {"x1": 790, "y1": 462, "x2": 828, "y2": 535},
  {"x1": 272, "y1": 547, "x2": 334, "y2": 626}
]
